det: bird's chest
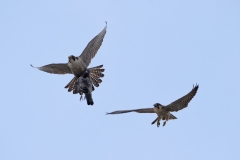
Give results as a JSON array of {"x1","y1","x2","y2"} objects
[
  {"x1": 154, "y1": 108, "x2": 162, "y2": 116},
  {"x1": 76, "y1": 78, "x2": 92, "y2": 94},
  {"x1": 68, "y1": 59, "x2": 87, "y2": 77},
  {"x1": 155, "y1": 108, "x2": 168, "y2": 117}
]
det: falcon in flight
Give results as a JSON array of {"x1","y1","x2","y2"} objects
[
  {"x1": 31, "y1": 22, "x2": 107, "y2": 93},
  {"x1": 74, "y1": 69, "x2": 95, "y2": 105},
  {"x1": 107, "y1": 84, "x2": 199, "y2": 127}
]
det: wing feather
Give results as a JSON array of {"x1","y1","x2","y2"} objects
[
  {"x1": 106, "y1": 108, "x2": 154, "y2": 115},
  {"x1": 31, "y1": 63, "x2": 72, "y2": 74},
  {"x1": 79, "y1": 22, "x2": 107, "y2": 67},
  {"x1": 164, "y1": 84, "x2": 199, "y2": 112}
]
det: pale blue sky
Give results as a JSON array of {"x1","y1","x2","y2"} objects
[{"x1": 0, "y1": 0, "x2": 240, "y2": 159}]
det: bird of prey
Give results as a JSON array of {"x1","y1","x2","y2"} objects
[
  {"x1": 74, "y1": 69, "x2": 94, "y2": 105},
  {"x1": 31, "y1": 22, "x2": 107, "y2": 93},
  {"x1": 107, "y1": 84, "x2": 199, "y2": 127}
]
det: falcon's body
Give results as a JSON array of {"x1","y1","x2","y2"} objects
[
  {"x1": 68, "y1": 56, "x2": 87, "y2": 77},
  {"x1": 151, "y1": 103, "x2": 178, "y2": 127},
  {"x1": 74, "y1": 69, "x2": 94, "y2": 105},
  {"x1": 107, "y1": 84, "x2": 199, "y2": 127},
  {"x1": 31, "y1": 22, "x2": 107, "y2": 95}
]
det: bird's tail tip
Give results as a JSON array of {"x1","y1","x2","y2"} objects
[
  {"x1": 170, "y1": 114, "x2": 177, "y2": 120},
  {"x1": 87, "y1": 101, "x2": 94, "y2": 105}
]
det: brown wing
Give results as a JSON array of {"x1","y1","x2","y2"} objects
[
  {"x1": 31, "y1": 63, "x2": 72, "y2": 74},
  {"x1": 164, "y1": 84, "x2": 199, "y2": 112},
  {"x1": 79, "y1": 22, "x2": 107, "y2": 67},
  {"x1": 106, "y1": 108, "x2": 155, "y2": 115}
]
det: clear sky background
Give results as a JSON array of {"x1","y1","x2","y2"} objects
[{"x1": 1, "y1": 0, "x2": 240, "y2": 159}]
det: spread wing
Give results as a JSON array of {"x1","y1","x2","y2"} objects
[
  {"x1": 31, "y1": 63, "x2": 72, "y2": 74},
  {"x1": 106, "y1": 108, "x2": 155, "y2": 115},
  {"x1": 79, "y1": 22, "x2": 107, "y2": 67},
  {"x1": 164, "y1": 84, "x2": 199, "y2": 112}
]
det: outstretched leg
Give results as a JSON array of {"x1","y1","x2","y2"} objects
[
  {"x1": 163, "y1": 121, "x2": 167, "y2": 126},
  {"x1": 151, "y1": 117, "x2": 158, "y2": 125},
  {"x1": 152, "y1": 117, "x2": 161, "y2": 127},
  {"x1": 79, "y1": 93, "x2": 85, "y2": 101},
  {"x1": 157, "y1": 121, "x2": 160, "y2": 127},
  {"x1": 80, "y1": 95, "x2": 83, "y2": 101}
]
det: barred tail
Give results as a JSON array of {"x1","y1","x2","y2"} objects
[
  {"x1": 65, "y1": 77, "x2": 77, "y2": 92},
  {"x1": 170, "y1": 114, "x2": 177, "y2": 120},
  {"x1": 64, "y1": 65, "x2": 105, "y2": 93}
]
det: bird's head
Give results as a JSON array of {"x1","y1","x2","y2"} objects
[
  {"x1": 68, "y1": 55, "x2": 77, "y2": 63},
  {"x1": 153, "y1": 103, "x2": 163, "y2": 109},
  {"x1": 81, "y1": 69, "x2": 90, "y2": 78}
]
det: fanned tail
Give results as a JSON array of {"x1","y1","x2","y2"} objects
[
  {"x1": 89, "y1": 73, "x2": 102, "y2": 87},
  {"x1": 64, "y1": 65, "x2": 105, "y2": 93},
  {"x1": 170, "y1": 114, "x2": 177, "y2": 120},
  {"x1": 64, "y1": 77, "x2": 77, "y2": 89}
]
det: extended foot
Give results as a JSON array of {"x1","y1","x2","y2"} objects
[
  {"x1": 163, "y1": 121, "x2": 166, "y2": 126},
  {"x1": 151, "y1": 117, "x2": 158, "y2": 125},
  {"x1": 157, "y1": 121, "x2": 160, "y2": 127},
  {"x1": 80, "y1": 95, "x2": 83, "y2": 101}
]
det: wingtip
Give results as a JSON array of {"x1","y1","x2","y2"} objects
[
  {"x1": 105, "y1": 112, "x2": 109, "y2": 115},
  {"x1": 30, "y1": 64, "x2": 36, "y2": 68},
  {"x1": 193, "y1": 83, "x2": 199, "y2": 88},
  {"x1": 104, "y1": 21, "x2": 107, "y2": 29}
]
